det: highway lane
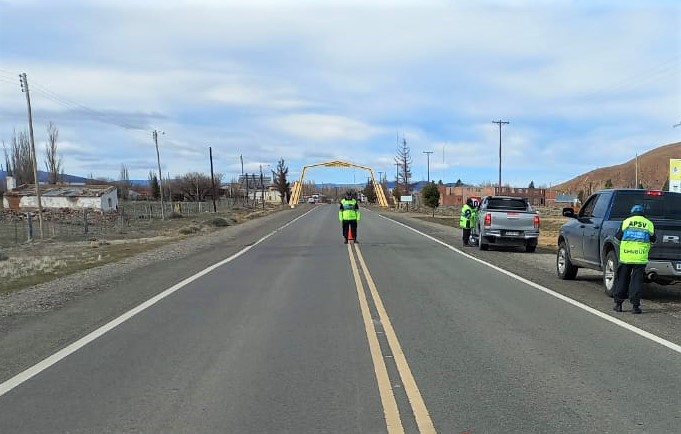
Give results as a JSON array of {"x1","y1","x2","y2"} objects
[{"x1": 1, "y1": 204, "x2": 680, "y2": 433}]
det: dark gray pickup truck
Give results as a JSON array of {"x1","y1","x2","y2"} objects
[{"x1": 557, "y1": 189, "x2": 681, "y2": 295}]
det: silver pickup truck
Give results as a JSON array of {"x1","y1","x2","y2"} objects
[{"x1": 471, "y1": 196, "x2": 540, "y2": 252}]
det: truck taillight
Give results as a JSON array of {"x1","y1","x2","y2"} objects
[
  {"x1": 484, "y1": 212, "x2": 492, "y2": 226},
  {"x1": 645, "y1": 190, "x2": 663, "y2": 197},
  {"x1": 534, "y1": 215, "x2": 540, "y2": 229}
]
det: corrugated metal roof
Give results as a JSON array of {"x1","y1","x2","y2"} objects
[{"x1": 5, "y1": 184, "x2": 116, "y2": 198}]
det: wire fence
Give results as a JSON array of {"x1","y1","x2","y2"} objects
[{"x1": 0, "y1": 198, "x2": 266, "y2": 248}]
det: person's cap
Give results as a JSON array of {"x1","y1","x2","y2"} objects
[{"x1": 630, "y1": 204, "x2": 644, "y2": 214}]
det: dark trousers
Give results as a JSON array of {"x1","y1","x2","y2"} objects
[
  {"x1": 342, "y1": 220, "x2": 358, "y2": 240},
  {"x1": 614, "y1": 263, "x2": 646, "y2": 306},
  {"x1": 462, "y1": 228, "x2": 471, "y2": 246}
]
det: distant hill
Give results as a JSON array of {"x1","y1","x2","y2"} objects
[{"x1": 553, "y1": 141, "x2": 680, "y2": 195}]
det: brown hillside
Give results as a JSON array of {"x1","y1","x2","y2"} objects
[{"x1": 553, "y1": 141, "x2": 681, "y2": 195}]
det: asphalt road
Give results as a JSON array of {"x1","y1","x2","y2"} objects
[{"x1": 1, "y1": 204, "x2": 680, "y2": 433}]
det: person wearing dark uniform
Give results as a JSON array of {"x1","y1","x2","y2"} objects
[
  {"x1": 613, "y1": 204, "x2": 656, "y2": 314},
  {"x1": 459, "y1": 198, "x2": 475, "y2": 247},
  {"x1": 339, "y1": 190, "x2": 360, "y2": 244}
]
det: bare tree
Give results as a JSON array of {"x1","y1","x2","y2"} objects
[
  {"x1": 272, "y1": 158, "x2": 290, "y2": 204},
  {"x1": 394, "y1": 137, "x2": 413, "y2": 195},
  {"x1": 3, "y1": 130, "x2": 34, "y2": 185},
  {"x1": 44, "y1": 122, "x2": 63, "y2": 184},
  {"x1": 118, "y1": 164, "x2": 131, "y2": 200},
  {"x1": 174, "y1": 172, "x2": 215, "y2": 201}
]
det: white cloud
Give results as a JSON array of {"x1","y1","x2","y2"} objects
[{"x1": 270, "y1": 114, "x2": 382, "y2": 141}]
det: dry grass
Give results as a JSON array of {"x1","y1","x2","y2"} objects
[
  {"x1": 0, "y1": 206, "x2": 278, "y2": 296},
  {"x1": 409, "y1": 209, "x2": 568, "y2": 251}
]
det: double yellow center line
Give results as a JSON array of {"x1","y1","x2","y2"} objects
[{"x1": 347, "y1": 243, "x2": 436, "y2": 434}]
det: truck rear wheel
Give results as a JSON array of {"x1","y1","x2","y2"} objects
[
  {"x1": 556, "y1": 241, "x2": 577, "y2": 280},
  {"x1": 525, "y1": 241, "x2": 537, "y2": 253},
  {"x1": 603, "y1": 250, "x2": 618, "y2": 297},
  {"x1": 478, "y1": 236, "x2": 489, "y2": 251}
]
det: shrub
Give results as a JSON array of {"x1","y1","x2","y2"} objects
[
  {"x1": 169, "y1": 212, "x2": 184, "y2": 219},
  {"x1": 209, "y1": 217, "x2": 230, "y2": 227},
  {"x1": 178, "y1": 225, "x2": 200, "y2": 235}
]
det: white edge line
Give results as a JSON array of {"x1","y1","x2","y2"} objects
[
  {"x1": 377, "y1": 214, "x2": 681, "y2": 355},
  {"x1": 0, "y1": 207, "x2": 318, "y2": 398}
]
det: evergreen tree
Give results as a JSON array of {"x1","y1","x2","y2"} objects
[
  {"x1": 148, "y1": 170, "x2": 160, "y2": 200},
  {"x1": 421, "y1": 181, "x2": 440, "y2": 217},
  {"x1": 394, "y1": 137, "x2": 413, "y2": 195},
  {"x1": 272, "y1": 158, "x2": 290, "y2": 205},
  {"x1": 528, "y1": 180, "x2": 535, "y2": 189},
  {"x1": 363, "y1": 179, "x2": 377, "y2": 203}
]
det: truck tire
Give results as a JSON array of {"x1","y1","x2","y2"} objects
[
  {"x1": 603, "y1": 250, "x2": 618, "y2": 297},
  {"x1": 556, "y1": 241, "x2": 577, "y2": 280},
  {"x1": 525, "y1": 241, "x2": 537, "y2": 253},
  {"x1": 478, "y1": 236, "x2": 489, "y2": 251}
]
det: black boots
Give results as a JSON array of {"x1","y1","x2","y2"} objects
[{"x1": 613, "y1": 302, "x2": 642, "y2": 314}]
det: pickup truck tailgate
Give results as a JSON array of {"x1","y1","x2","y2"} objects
[
  {"x1": 650, "y1": 220, "x2": 681, "y2": 261},
  {"x1": 490, "y1": 212, "x2": 536, "y2": 232}
]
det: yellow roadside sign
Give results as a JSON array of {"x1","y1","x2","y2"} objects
[{"x1": 670, "y1": 159, "x2": 681, "y2": 192}]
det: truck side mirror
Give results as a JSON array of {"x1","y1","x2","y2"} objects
[{"x1": 562, "y1": 207, "x2": 576, "y2": 218}]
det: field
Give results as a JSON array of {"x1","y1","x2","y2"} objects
[{"x1": 0, "y1": 206, "x2": 280, "y2": 296}]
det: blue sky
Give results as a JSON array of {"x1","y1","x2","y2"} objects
[{"x1": 0, "y1": 0, "x2": 679, "y2": 187}]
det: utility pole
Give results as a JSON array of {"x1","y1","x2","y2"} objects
[
  {"x1": 19, "y1": 73, "x2": 43, "y2": 239},
  {"x1": 209, "y1": 146, "x2": 217, "y2": 212},
  {"x1": 423, "y1": 151, "x2": 433, "y2": 182},
  {"x1": 153, "y1": 129, "x2": 165, "y2": 220},
  {"x1": 240, "y1": 154, "x2": 244, "y2": 174},
  {"x1": 492, "y1": 120, "x2": 510, "y2": 192}
]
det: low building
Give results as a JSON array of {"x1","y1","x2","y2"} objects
[
  {"x1": 437, "y1": 185, "x2": 496, "y2": 207},
  {"x1": 495, "y1": 186, "x2": 547, "y2": 206},
  {"x1": 2, "y1": 184, "x2": 119, "y2": 212}
]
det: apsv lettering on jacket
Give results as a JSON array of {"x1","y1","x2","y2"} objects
[{"x1": 628, "y1": 221, "x2": 648, "y2": 229}]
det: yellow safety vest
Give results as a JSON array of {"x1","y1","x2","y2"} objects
[
  {"x1": 339, "y1": 199, "x2": 360, "y2": 221},
  {"x1": 619, "y1": 215, "x2": 655, "y2": 264},
  {"x1": 459, "y1": 204, "x2": 473, "y2": 229}
]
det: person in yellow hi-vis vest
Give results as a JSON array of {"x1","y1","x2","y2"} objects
[
  {"x1": 339, "y1": 190, "x2": 360, "y2": 244},
  {"x1": 459, "y1": 198, "x2": 476, "y2": 247},
  {"x1": 613, "y1": 204, "x2": 656, "y2": 314}
]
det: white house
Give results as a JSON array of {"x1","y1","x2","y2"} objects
[{"x1": 3, "y1": 183, "x2": 119, "y2": 212}]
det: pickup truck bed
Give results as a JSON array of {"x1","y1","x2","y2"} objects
[{"x1": 472, "y1": 196, "x2": 540, "y2": 252}]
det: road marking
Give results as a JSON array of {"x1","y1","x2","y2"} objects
[
  {"x1": 0, "y1": 208, "x2": 317, "y2": 398},
  {"x1": 355, "y1": 245, "x2": 437, "y2": 434},
  {"x1": 379, "y1": 214, "x2": 681, "y2": 355},
  {"x1": 347, "y1": 244, "x2": 404, "y2": 434}
]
